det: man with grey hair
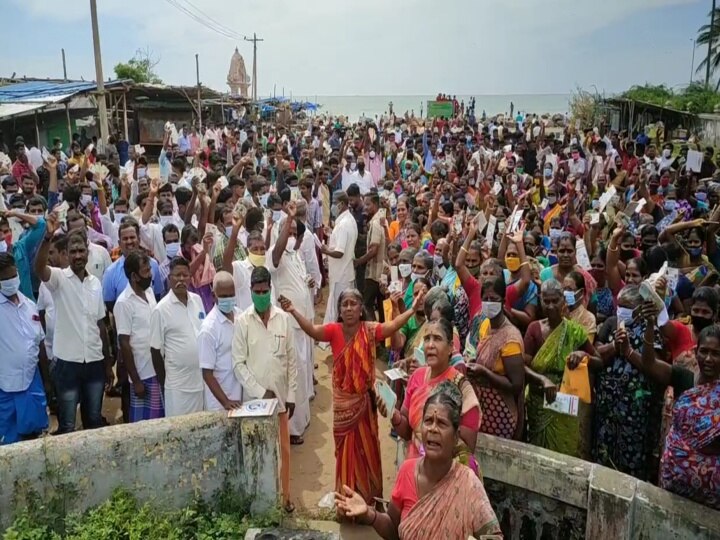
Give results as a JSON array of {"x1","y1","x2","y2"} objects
[
  {"x1": 321, "y1": 191, "x2": 357, "y2": 324},
  {"x1": 198, "y1": 271, "x2": 243, "y2": 411}
]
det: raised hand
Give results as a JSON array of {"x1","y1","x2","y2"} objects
[
  {"x1": 201, "y1": 232, "x2": 214, "y2": 253},
  {"x1": 46, "y1": 212, "x2": 61, "y2": 236}
]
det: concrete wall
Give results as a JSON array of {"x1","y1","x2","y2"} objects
[
  {"x1": 0, "y1": 411, "x2": 279, "y2": 531},
  {"x1": 476, "y1": 434, "x2": 720, "y2": 540}
]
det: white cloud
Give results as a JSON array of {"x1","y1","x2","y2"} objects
[{"x1": 5, "y1": 0, "x2": 705, "y2": 96}]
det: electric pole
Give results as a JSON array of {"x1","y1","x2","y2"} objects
[
  {"x1": 707, "y1": 0, "x2": 717, "y2": 88},
  {"x1": 90, "y1": 0, "x2": 109, "y2": 144},
  {"x1": 196, "y1": 54, "x2": 202, "y2": 132},
  {"x1": 244, "y1": 33, "x2": 264, "y2": 100}
]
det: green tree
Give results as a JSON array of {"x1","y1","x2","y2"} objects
[
  {"x1": 696, "y1": 6, "x2": 720, "y2": 90},
  {"x1": 114, "y1": 48, "x2": 162, "y2": 84}
]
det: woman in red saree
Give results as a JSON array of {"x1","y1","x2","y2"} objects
[
  {"x1": 280, "y1": 288, "x2": 425, "y2": 505},
  {"x1": 336, "y1": 380, "x2": 501, "y2": 539}
]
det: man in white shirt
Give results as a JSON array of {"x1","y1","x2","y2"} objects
[
  {"x1": 114, "y1": 250, "x2": 163, "y2": 422},
  {"x1": 34, "y1": 218, "x2": 113, "y2": 434},
  {"x1": 232, "y1": 265, "x2": 296, "y2": 513},
  {"x1": 199, "y1": 271, "x2": 242, "y2": 411},
  {"x1": 67, "y1": 211, "x2": 112, "y2": 282},
  {"x1": 266, "y1": 201, "x2": 313, "y2": 444},
  {"x1": 150, "y1": 257, "x2": 206, "y2": 417},
  {"x1": 350, "y1": 156, "x2": 374, "y2": 195},
  {"x1": 0, "y1": 252, "x2": 49, "y2": 444},
  {"x1": 321, "y1": 191, "x2": 358, "y2": 324},
  {"x1": 293, "y1": 200, "x2": 322, "y2": 397}
]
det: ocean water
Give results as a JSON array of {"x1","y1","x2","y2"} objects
[{"x1": 294, "y1": 94, "x2": 572, "y2": 122}]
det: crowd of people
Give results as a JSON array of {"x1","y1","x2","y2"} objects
[{"x1": 1, "y1": 105, "x2": 719, "y2": 538}]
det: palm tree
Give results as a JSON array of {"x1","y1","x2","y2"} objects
[{"x1": 696, "y1": 3, "x2": 720, "y2": 90}]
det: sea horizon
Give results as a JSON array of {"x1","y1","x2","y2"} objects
[{"x1": 289, "y1": 93, "x2": 574, "y2": 121}]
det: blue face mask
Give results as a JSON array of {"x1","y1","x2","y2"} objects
[
  {"x1": 697, "y1": 200, "x2": 710, "y2": 211},
  {"x1": 564, "y1": 290, "x2": 577, "y2": 307},
  {"x1": 217, "y1": 296, "x2": 236, "y2": 314},
  {"x1": 165, "y1": 242, "x2": 180, "y2": 259}
]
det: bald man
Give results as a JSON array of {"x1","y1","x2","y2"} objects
[{"x1": 198, "y1": 271, "x2": 243, "y2": 411}]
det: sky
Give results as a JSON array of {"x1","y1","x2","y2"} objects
[{"x1": 0, "y1": 0, "x2": 714, "y2": 97}]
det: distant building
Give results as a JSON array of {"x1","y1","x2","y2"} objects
[{"x1": 227, "y1": 48, "x2": 250, "y2": 98}]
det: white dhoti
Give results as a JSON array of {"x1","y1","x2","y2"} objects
[
  {"x1": 323, "y1": 280, "x2": 355, "y2": 325},
  {"x1": 289, "y1": 327, "x2": 311, "y2": 437},
  {"x1": 164, "y1": 388, "x2": 204, "y2": 417}
]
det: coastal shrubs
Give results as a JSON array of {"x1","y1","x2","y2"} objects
[{"x1": 3, "y1": 488, "x2": 280, "y2": 540}]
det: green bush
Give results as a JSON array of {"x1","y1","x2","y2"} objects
[
  {"x1": 620, "y1": 83, "x2": 720, "y2": 113},
  {"x1": 3, "y1": 488, "x2": 280, "y2": 540}
]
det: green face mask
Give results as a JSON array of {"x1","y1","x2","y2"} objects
[{"x1": 251, "y1": 291, "x2": 271, "y2": 312}]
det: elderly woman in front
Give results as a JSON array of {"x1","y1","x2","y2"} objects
[{"x1": 337, "y1": 380, "x2": 501, "y2": 540}]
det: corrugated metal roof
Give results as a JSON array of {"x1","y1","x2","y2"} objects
[
  {"x1": 0, "y1": 100, "x2": 65, "y2": 119},
  {"x1": 0, "y1": 79, "x2": 129, "y2": 103}
]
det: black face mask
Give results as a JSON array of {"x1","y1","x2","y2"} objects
[
  {"x1": 136, "y1": 274, "x2": 152, "y2": 291},
  {"x1": 691, "y1": 315, "x2": 713, "y2": 333}
]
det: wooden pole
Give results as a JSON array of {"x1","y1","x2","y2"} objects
[
  {"x1": 123, "y1": 92, "x2": 129, "y2": 141},
  {"x1": 196, "y1": 53, "x2": 202, "y2": 131}
]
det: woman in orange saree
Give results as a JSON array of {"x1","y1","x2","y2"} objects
[
  {"x1": 379, "y1": 318, "x2": 480, "y2": 473},
  {"x1": 336, "y1": 380, "x2": 501, "y2": 540},
  {"x1": 280, "y1": 288, "x2": 425, "y2": 505}
]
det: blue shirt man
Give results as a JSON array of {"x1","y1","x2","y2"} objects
[{"x1": 102, "y1": 254, "x2": 165, "y2": 308}]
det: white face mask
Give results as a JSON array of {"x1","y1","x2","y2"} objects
[
  {"x1": 272, "y1": 210, "x2": 283, "y2": 222},
  {"x1": 481, "y1": 301, "x2": 502, "y2": 319},
  {"x1": 80, "y1": 194, "x2": 92, "y2": 206},
  {"x1": 158, "y1": 215, "x2": 173, "y2": 226},
  {"x1": 114, "y1": 212, "x2": 126, "y2": 224},
  {"x1": 369, "y1": 151, "x2": 376, "y2": 159},
  {"x1": 0, "y1": 275, "x2": 20, "y2": 297},
  {"x1": 398, "y1": 263, "x2": 412, "y2": 278},
  {"x1": 225, "y1": 226, "x2": 234, "y2": 238},
  {"x1": 662, "y1": 149, "x2": 671, "y2": 158},
  {"x1": 410, "y1": 272, "x2": 425, "y2": 282},
  {"x1": 286, "y1": 236, "x2": 296, "y2": 252}
]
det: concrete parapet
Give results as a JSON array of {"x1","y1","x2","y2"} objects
[
  {"x1": 475, "y1": 434, "x2": 720, "y2": 540},
  {"x1": 0, "y1": 411, "x2": 279, "y2": 530}
]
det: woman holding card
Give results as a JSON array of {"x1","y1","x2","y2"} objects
[
  {"x1": 378, "y1": 318, "x2": 480, "y2": 473},
  {"x1": 279, "y1": 288, "x2": 425, "y2": 508},
  {"x1": 524, "y1": 279, "x2": 600, "y2": 458},
  {"x1": 466, "y1": 275, "x2": 526, "y2": 441}
]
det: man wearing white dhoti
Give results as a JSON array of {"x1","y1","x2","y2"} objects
[
  {"x1": 266, "y1": 201, "x2": 314, "y2": 444},
  {"x1": 321, "y1": 191, "x2": 357, "y2": 326}
]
